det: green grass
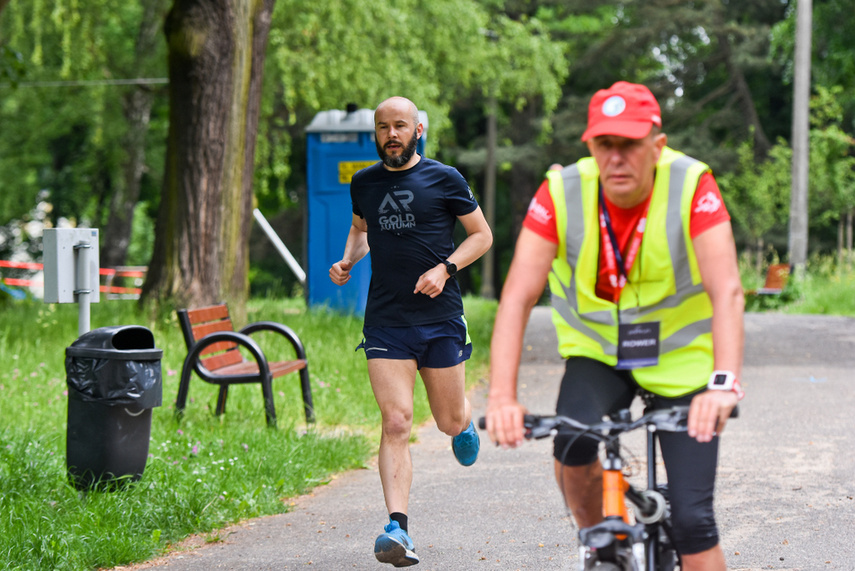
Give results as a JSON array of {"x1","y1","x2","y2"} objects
[
  {"x1": 778, "y1": 256, "x2": 855, "y2": 316},
  {"x1": 0, "y1": 295, "x2": 497, "y2": 570},
  {"x1": 741, "y1": 254, "x2": 855, "y2": 315}
]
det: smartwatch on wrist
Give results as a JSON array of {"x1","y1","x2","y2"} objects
[
  {"x1": 707, "y1": 370, "x2": 745, "y2": 400},
  {"x1": 442, "y1": 260, "x2": 458, "y2": 277}
]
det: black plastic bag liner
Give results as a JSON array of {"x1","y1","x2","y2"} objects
[{"x1": 65, "y1": 325, "x2": 163, "y2": 409}]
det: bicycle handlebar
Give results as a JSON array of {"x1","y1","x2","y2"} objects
[
  {"x1": 526, "y1": 406, "x2": 692, "y2": 441},
  {"x1": 477, "y1": 404, "x2": 738, "y2": 442}
]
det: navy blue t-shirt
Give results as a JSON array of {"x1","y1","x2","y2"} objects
[{"x1": 351, "y1": 157, "x2": 478, "y2": 327}]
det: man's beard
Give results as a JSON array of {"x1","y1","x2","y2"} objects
[{"x1": 376, "y1": 131, "x2": 419, "y2": 169}]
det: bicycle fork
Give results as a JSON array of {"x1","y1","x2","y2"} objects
[
  {"x1": 578, "y1": 444, "x2": 646, "y2": 570},
  {"x1": 586, "y1": 426, "x2": 676, "y2": 571},
  {"x1": 637, "y1": 426, "x2": 678, "y2": 571}
]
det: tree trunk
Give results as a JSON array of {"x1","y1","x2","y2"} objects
[
  {"x1": 479, "y1": 94, "x2": 497, "y2": 300},
  {"x1": 847, "y1": 208, "x2": 853, "y2": 265},
  {"x1": 142, "y1": 0, "x2": 274, "y2": 312},
  {"x1": 507, "y1": 103, "x2": 541, "y2": 295},
  {"x1": 508, "y1": 104, "x2": 540, "y2": 238},
  {"x1": 712, "y1": 22, "x2": 771, "y2": 159},
  {"x1": 224, "y1": 0, "x2": 274, "y2": 307},
  {"x1": 101, "y1": 0, "x2": 168, "y2": 268}
]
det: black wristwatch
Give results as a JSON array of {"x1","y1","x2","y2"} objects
[{"x1": 442, "y1": 260, "x2": 458, "y2": 276}]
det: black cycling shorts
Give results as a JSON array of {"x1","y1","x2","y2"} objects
[{"x1": 553, "y1": 357, "x2": 720, "y2": 555}]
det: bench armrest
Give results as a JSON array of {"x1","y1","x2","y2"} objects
[
  {"x1": 239, "y1": 321, "x2": 308, "y2": 361},
  {"x1": 185, "y1": 330, "x2": 272, "y2": 379}
]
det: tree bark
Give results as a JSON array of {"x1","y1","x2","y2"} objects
[
  {"x1": 142, "y1": 0, "x2": 274, "y2": 311},
  {"x1": 223, "y1": 0, "x2": 274, "y2": 306}
]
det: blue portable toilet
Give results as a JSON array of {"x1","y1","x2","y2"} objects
[{"x1": 305, "y1": 104, "x2": 428, "y2": 313}]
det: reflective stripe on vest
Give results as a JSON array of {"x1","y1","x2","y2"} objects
[{"x1": 546, "y1": 147, "x2": 714, "y2": 396}]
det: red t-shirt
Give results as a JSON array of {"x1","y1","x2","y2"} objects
[{"x1": 523, "y1": 172, "x2": 729, "y2": 303}]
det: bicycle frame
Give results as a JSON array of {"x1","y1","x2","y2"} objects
[
  {"x1": 642, "y1": 423, "x2": 675, "y2": 571},
  {"x1": 577, "y1": 423, "x2": 650, "y2": 570},
  {"x1": 531, "y1": 407, "x2": 688, "y2": 570},
  {"x1": 480, "y1": 405, "x2": 708, "y2": 570},
  {"x1": 578, "y1": 412, "x2": 679, "y2": 571}
]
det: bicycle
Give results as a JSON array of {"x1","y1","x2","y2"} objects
[{"x1": 481, "y1": 401, "x2": 735, "y2": 570}]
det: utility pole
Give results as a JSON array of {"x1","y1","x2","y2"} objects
[
  {"x1": 480, "y1": 94, "x2": 497, "y2": 299},
  {"x1": 788, "y1": 0, "x2": 812, "y2": 273}
]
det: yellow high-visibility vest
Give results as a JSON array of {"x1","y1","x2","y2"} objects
[{"x1": 546, "y1": 146, "x2": 713, "y2": 396}]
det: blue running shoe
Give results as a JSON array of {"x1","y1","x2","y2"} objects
[
  {"x1": 374, "y1": 519, "x2": 419, "y2": 567},
  {"x1": 452, "y1": 420, "x2": 480, "y2": 467}
]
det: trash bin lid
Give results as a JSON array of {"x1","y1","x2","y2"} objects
[{"x1": 66, "y1": 325, "x2": 163, "y2": 360}]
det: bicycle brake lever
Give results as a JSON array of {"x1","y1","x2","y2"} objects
[
  {"x1": 523, "y1": 415, "x2": 559, "y2": 440},
  {"x1": 647, "y1": 407, "x2": 689, "y2": 432},
  {"x1": 525, "y1": 426, "x2": 557, "y2": 440}
]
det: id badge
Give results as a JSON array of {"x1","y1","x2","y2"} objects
[{"x1": 616, "y1": 322, "x2": 660, "y2": 369}]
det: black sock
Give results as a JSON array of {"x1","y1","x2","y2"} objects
[{"x1": 389, "y1": 512, "x2": 408, "y2": 532}]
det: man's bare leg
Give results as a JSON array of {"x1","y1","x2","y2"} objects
[
  {"x1": 421, "y1": 362, "x2": 470, "y2": 437},
  {"x1": 680, "y1": 545, "x2": 726, "y2": 571},
  {"x1": 368, "y1": 359, "x2": 418, "y2": 515},
  {"x1": 422, "y1": 362, "x2": 480, "y2": 466},
  {"x1": 554, "y1": 459, "x2": 604, "y2": 528}
]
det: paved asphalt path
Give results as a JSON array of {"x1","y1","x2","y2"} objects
[{"x1": 122, "y1": 308, "x2": 855, "y2": 571}]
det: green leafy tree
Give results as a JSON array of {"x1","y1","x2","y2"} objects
[
  {"x1": 442, "y1": 6, "x2": 569, "y2": 295},
  {"x1": 477, "y1": 0, "x2": 791, "y2": 249},
  {"x1": 10, "y1": 0, "x2": 855, "y2": 303},
  {"x1": 0, "y1": 0, "x2": 169, "y2": 269},
  {"x1": 255, "y1": 0, "x2": 566, "y2": 205},
  {"x1": 771, "y1": 0, "x2": 855, "y2": 257},
  {"x1": 775, "y1": 0, "x2": 855, "y2": 137},
  {"x1": 255, "y1": 0, "x2": 483, "y2": 209},
  {"x1": 0, "y1": 1, "x2": 115, "y2": 226},
  {"x1": 589, "y1": 0, "x2": 791, "y2": 169},
  {"x1": 806, "y1": 86, "x2": 855, "y2": 260},
  {"x1": 0, "y1": 0, "x2": 25, "y2": 89},
  {"x1": 248, "y1": 0, "x2": 568, "y2": 296},
  {"x1": 100, "y1": 0, "x2": 171, "y2": 268},
  {"x1": 718, "y1": 137, "x2": 791, "y2": 270}
]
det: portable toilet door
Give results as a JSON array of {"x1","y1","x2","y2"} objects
[{"x1": 305, "y1": 103, "x2": 427, "y2": 314}]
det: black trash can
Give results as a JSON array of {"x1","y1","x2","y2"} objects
[{"x1": 65, "y1": 325, "x2": 163, "y2": 489}]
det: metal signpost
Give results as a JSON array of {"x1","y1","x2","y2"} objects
[{"x1": 43, "y1": 228, "x2": 100, "y2": 335}]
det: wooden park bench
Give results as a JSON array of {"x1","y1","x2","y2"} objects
[
  {"x1": 752, "y1": 263, "x2": 791, "y2": 295},
  {"x1": 176, "y1": 303, "x2": 314, "y2": 427}
]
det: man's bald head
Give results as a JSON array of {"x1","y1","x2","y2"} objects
[{"x1": 375, "y1": 96, "x2": 419, "y2": 126}]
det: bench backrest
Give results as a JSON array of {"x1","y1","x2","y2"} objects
[
  {"x1": 178, "y1": 304, "x2": 243, "y2": 372},
  {"x1": 764, "y1": 263, "x2": 790, "y2": 291}
]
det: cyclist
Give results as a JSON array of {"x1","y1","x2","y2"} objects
[{"x1": 485, "y1": 82, "x2": 744, "y2": 571}]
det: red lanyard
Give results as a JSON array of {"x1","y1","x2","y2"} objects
[{"x1": 598, "y1": 185, "x2": 649, "y2": 291}]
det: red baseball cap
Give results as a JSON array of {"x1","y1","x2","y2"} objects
[{"x1": 581, "y1": 81, "x2": 662, "y2": 142}]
